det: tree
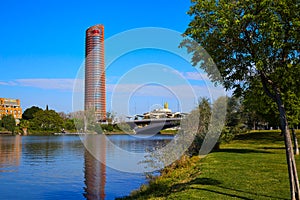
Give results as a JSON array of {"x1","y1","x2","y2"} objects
[
  {"x1": 22, "y1": 106, "x2": 43, "y2": 120},
  {"x1": 243, "y1": 77, "x2": 300, "y2": 130},
  {"x1": 2, "y1": 115, "x2": 16, "y2": 134},
  {"x1": 106, "y1": 111, "x2": 116, "y2": 124},
  {"x1": 71, "y1": 111, "x2": 85, "y2": 132},
  {"x1": 215, "y1": 96, "x2": 245, "y2": 144},
  {"x1": 212, "y1": 96, "x2": 229, "y2": 148},
  {"x1": 30, "y1": 110, "x2": 64, "y2": 132},
  {"x1": 188, "y1": 97, "x2": 211, "y2": 155},
  {"x1": 226, "y1": 97, "x2": 242, "y2": 127},
  {"x1": 19, "y1": 119, "x2": 30, "y2": 135},
  {"x1": 182, "y1": 1, "x2": 300, "y2": 199},
  {"x1": 243, "y1": 81, "x2": 280, "y2": 129},
  {"x1": 64, "y1": 118, "x2": 76, "y2": 131}
]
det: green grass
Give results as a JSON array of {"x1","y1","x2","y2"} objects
[{"x1": 118, "y1": 130, "x2": 300, "y2": 200}]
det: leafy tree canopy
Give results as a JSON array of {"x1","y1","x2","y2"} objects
[
  {"x1": 182, "y1": 0, "x2": 299, "y2": 97},
  {"x1": 182, "y1": 1, "x2": 300, "y2": 198},
  {"x1": 23, "y1": 106, "x2": 43, "y2": 120},
  {"x1": 2, "y1": 115, "x2": 16, "y2": 133},
  {"x1": 19, "y1": 119, "x2": 30, "y2": 128},
  {"x1": 188, "y1": 97, "x2": 212, "y2": 155},
  {"x1": 30, "y1": 110, "x2": 64, "y2": 132}
]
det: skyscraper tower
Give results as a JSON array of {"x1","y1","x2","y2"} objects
[{"x1": 85, "y1": 25, "x2": 106, "y2": 121}]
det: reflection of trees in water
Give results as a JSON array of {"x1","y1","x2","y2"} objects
[
  {"x1": 0, "y1": 136, "x2": 22, "y2": 169},
  {"x1": 22, "y1": 136, "x2": 83, "y2": 163},
  {"x1": 83, "y1": 150, "x2": 106, "y2": 200}
]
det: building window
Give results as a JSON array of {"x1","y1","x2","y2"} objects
[
  {"x1": 94, "y1": 93, "x2": 101, "y2": 99},
  {"x1": 95, "y1": 104, "x2": 101, "y2": 110}
]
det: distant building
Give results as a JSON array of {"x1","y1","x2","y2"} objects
[
  {"x1": 142, "y1": 102, "x2": 183, "y2": 119},
  {"x1": 0, "y1": 98, "x2": 22, "y2": 122},
  {"x1": 85, "y1": 24, "x2": 106, "y2": 121}
]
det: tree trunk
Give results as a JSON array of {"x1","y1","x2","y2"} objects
[
  {"x1": 275, "y1": 90, "x2": 300, "y2": 200},
  {"x1": 292, "y1": 128, "x2": 299, "y2": 156},
  {"x1": 260, "y1": 72, "x2": 300, "y2": 199},
  {"x1": 22, "y1": 127, "x2": 28, "y2": 136}
]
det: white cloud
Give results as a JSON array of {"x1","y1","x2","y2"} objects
[
  {"x1": 183, "y1": 72, "x2": 210, "y2": 81},
  {"x1": 0, "y1": 81, "x2": 9, "y2": 85},
  {"x1": 0, "y1": 81, "x2": 17, "y2": 86},
  {"x1": 0, "y1": 79, "x2": 75, "y2": 91},
  {"x1": 107, "y1": 83, "x2": 225, "y2": 99},
  {"x1": 1, "y1": 77, "x2": 226, "y2": 99}
]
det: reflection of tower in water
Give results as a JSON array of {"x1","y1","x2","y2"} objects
[{"x1": 83, "y1": 136, "x2": 106, "y2": 200}]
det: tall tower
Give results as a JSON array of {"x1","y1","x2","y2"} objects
[{"x1": 85, "y1": 25, "x2": 106, "y2": 121}]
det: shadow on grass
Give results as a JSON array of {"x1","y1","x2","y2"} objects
[
  {"x1": 189, "y1": 177, "x2": 222, "y2": 185},
  {"x1": 170, "y1": 177, "x2": 221, "y2": 192},
  {"x1": 234, "y1": 131, "x2": 283, "y2": 143},
  {"x1": 184, "y1": 178, "x2": 288, "y2": 200},
  {"x1": 260, "y1": 146, "x2": 286, "y2": 150},
  {"x1": 173, "y1": 177, "x2": 288, "y2": 200},
  {"x1": 118, "y1": 170, "x2": 288, "y2": 200},
  {"x1": 118, "y1": 131, "x2": 289, "y2": 200},
  {"x1": 216, "y1": 185, "x2": 289, "y2": 200},
  {"x1": 171, "y1": 178, "x2": 252, "y2": 200},
  {"x1": 216, "y1": 148, "x2": 273, "y2": 154},
  {"x1": 191, "y1": 187, "x2": 254, "y2": 200},
  {"x1": 170, "y1": 178, "x2": 252, "y2": 200}
]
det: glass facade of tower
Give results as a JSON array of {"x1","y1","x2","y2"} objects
[{"x1": 85, "y1": 25, "x2": 106, "y2": 121}]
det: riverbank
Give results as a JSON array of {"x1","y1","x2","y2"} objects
[
  {"x1": 118, "y1": 130, "x2": 300, "y2": 199},
  {"x1": 0, "y1": 131, "x2": 14, "y2": 135}
]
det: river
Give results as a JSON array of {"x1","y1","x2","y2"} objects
[{"x1": 0, "y1": 134, "x2": 173, "y2": 200}]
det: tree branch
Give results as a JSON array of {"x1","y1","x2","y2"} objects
[{"x1": 260, "y1": 71, "x2": 276, "y2": 101}]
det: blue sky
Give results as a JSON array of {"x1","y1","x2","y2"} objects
[{"x1": 0, "y1": 0, "x2": 226, "y2": 115}]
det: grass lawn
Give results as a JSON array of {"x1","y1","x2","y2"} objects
[{"x1": 118, "y1": 130, "x2": 300, "y2": 200}]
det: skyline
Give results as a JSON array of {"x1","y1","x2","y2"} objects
[{"x1": 0, "y1": 1, "x2": 227, "y2": 115}]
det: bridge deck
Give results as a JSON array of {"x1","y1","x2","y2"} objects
[
  {"x1": 118, "y1": 118, "x2": 182, "y2": 133},
  {"x1": 128, "y1": 118, "x2": 182, "y2": 124}
]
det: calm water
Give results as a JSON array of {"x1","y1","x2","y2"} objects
[{"x1": 0, "y1": 134, "x2": 173, "y2": 200}]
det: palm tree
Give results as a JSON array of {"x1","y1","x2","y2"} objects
[{"x1": 19, "y1": 120, "x2": 30, "y2": 135}]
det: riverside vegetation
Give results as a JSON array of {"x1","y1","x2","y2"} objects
[
  {"x1": 182, "y1": 0, "x2": 300, "y2": 198},
  {"x1": 117, "y1": 96, "x2": 300, "y2": 199},
  {"x1": 0, "y1": 106, "x2": 130, "y2": 135},
  {"x1": 118, "y1": 130, "x2": 300, "y2": 200}
]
